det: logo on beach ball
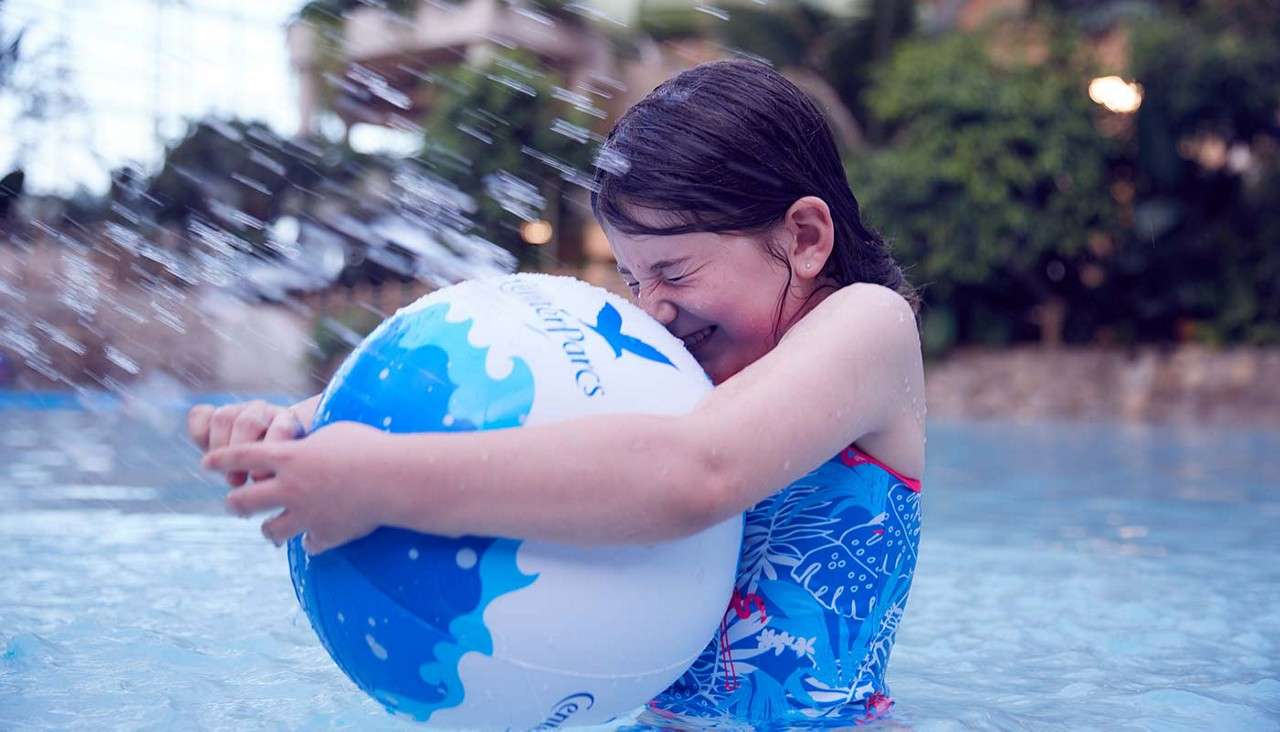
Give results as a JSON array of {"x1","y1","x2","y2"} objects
[{"x1": 287, "y1": 274, "x2": 743, "y2": 728}]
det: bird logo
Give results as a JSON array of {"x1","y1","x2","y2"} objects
[{"x1": 582, "y1": 302, "x2": 674, "y2": 368}]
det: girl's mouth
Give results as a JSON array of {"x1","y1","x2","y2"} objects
[{"x1": 681, "y1": 325, "x2": 716, "y2": 353}]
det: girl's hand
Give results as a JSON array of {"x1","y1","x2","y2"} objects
[
  {"x1": 201, "y1": 421, "x2": 391, "y2": 555},
  {"x1": 187, "y1": 400, "x2": 307, "y2": 487}
]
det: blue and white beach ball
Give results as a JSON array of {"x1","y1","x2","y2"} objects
[{"x1": 287, "y1": 274, "x2": 743, "y2": 728}]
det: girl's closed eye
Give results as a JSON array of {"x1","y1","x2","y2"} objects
[{"x1": 624, "y1": 274, "x2": 688, "y2": 292}]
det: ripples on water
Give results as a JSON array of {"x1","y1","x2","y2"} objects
[{"x1": 1, "y1": 406, "x2": 1278, "y2": 730}]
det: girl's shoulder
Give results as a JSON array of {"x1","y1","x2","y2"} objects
[
  {"x1": 785, "y1": 282, "x2": 919, "y2": 352},
  {"x1": 793, "y1": 282, "x2": 926, "y2": 478},
  {"x1": 696, "y1": 281, "x2": 924, "y2": 492}
]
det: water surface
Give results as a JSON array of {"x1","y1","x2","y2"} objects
[{"x1": 2, "y1": 400, "x2": 1277, "y2": 730}]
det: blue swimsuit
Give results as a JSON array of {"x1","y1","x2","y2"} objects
[{"x1": 632, "y1": 445, "x2": 922, "y2": 729}]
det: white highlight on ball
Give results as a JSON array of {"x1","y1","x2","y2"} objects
[
  {"x1": 366, "y1": 634, "x2": 389, "y2": 660},
  {"x1": 456, "y1": 547, "x2": 478, "y2": 569}
]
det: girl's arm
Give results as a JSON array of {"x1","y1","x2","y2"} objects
[
  {"x1": 389, "y1": 282, "x2": 920, "y2": 542},
  {"x1": 207, "y1": 284, "x2": 922, "y2": 551}
]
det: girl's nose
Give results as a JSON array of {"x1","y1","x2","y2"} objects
[{"x1": 639, "y1": 296, "x2": 678, "y2": 326}]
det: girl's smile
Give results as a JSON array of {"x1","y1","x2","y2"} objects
[
  {"x1": 605, "y1": 201, "x2": 838, "y2": 385},
  {"x1": 680, "y1": 324, "x2": 716, "y2": 353}
]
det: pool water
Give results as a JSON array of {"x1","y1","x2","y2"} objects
[{"x1": 1, "y1": 399, "x2": 1278, "y2": 730}]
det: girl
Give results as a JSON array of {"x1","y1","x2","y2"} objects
[{"x1": 192, "y1": 60, "x2": 925, "y2": 727}]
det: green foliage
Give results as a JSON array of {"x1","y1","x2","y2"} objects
[
  {"x1": 1117, "y1": 2, "x2": 1280, "y2": 344},
  {"x1": 682, "y1": 0, "x2": 916, "y2": 143},
  {"x1": 417, "y1": 51, "x2": 599, "y2": 267},
  {"x1": 819, "y1": 0, "x2": 917, "y2": 135},
  {"x1": 717, "y1": 2, "x2": 832, "y2": 67},
  {"x1": 635, "y1": 1, "x2": 709, "y2": 41},
  {"x1": 851, "y1": 4, "x2": 1280, "y2": 351},
  {"x1": 849, "y1": 33, "x2": 1116, "y2": 352},
  {"x1": 131, "y1": 119, "x2": 375, "y2": 255}
]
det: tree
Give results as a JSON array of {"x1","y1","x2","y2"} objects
[
  {"x1": 848, "y1": 32, "x2": 1117, "y2": 353},
  {"x1": 634, "y1": 0, "x2": 918, "y2": 153},
  {"x1": 130, "y1": 118, "x2": 377, "y2": 256},
  {"x1": 417, "y1": 50, "x2": 600, "y2": 267},
  {"x1": 1114, "y1": 0, "x2": 1280, "y2": 344}
]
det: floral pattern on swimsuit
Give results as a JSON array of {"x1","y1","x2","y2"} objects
[{"x1": 629, "y1": 446, "x2": 922, "y2": 730}]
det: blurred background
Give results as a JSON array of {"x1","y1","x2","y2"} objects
[{"x1": 0, "y1": 0, "x2": 1277, "y2": 423}]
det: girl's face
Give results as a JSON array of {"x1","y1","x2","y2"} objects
[{"x1": 606, "y1": 217, "x2": 820, "y2": 385}]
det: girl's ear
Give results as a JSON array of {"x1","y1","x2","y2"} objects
[{"x1": 782, "y1": 196, "x2": 835, "y2": 280}]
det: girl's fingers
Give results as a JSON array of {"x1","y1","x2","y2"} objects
[
  {"x1": 250, "y1": 413, "x2": 300, "y2": 481},
  {"x1": 206, "y1": 403, "x2": 263, "y2": 487},
  {"x1": 302, "y1": 530, "x2": 333, "y2": 556},
  {"x1": 264, "y1": 412, "x2": 304, "y2": 442},
  {"x1": 225, "y1": 477, "x2": 286, "y2": 518},
  {"x1": 206, "y1": 405, "x2": 242, "y2": 454},
  {"x1": 261, "y1": 509, "x2": 304, "y2": 547},
  {"x1": 228, "y1": 401, "x2": 272, "y2": 448},
  {"x1": 207, "y1": 406, "x2": 247, "y2": 486},
  {"x1": 187, "y1": 404, "x2": 214, "y2": 450},
  {"x1": 204, "y1": 442, "x2": 282, "y2": 474},
  {"x1": 229, "y1": 403, "x2": 272, "y2": 485}
]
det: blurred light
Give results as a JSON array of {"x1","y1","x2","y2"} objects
[
  {"x1": 1110, "y1": 180, "x2": 1135, "y2": 204},
  {"x1": 269, "y1": 216, "x2": 301, "y2": 255},
  {"x1": 349, "y1": 124, "x2": 421, "y2": 156},
  {"x1": 1081, "y1": 264, "x2": 1106, "y2": 289},
  {"x1": 521, "y1": 219, "x2": 553, "y2": 246},
  {"x1": 1089, "y1": 76, "x2": 1143, "y2": 114},
  {"x1": 1046, "y1": 260, "x2": 1066, "y2": 282}
]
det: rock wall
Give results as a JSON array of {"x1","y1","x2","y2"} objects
[{"x1": 925, "y1": 346, "x2": 1280, "y2": 427}]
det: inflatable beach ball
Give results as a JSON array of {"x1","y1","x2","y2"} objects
[{"x1": 287, "y1": 273, "x2": 743, "y2": 728}]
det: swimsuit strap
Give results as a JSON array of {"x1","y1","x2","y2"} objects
[{"x1": 839, "y1": 445, "x2": 923, "y2": 492}]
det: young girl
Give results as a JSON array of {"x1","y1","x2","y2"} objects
[{"x1": 191, "y1": 60, "x2": 925, "y2": 728}]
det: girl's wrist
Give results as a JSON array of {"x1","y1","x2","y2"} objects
[{"x1": 367, "y1": 431, "x2": 457, "y2": 537}]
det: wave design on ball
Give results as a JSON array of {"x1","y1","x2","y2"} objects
[{"x1": 290, "y1": 300, "x2": 538, "y2": 722}]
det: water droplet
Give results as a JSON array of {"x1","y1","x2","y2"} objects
[{"x1": 694, "y1": 3, "x2": 730, "y2": 21}]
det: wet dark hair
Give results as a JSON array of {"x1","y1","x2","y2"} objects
[{"x1": 590, "y1": 59, "x2": 917, "y2": 341}]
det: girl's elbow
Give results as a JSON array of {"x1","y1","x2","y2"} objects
[{"x1": 668, "y1": 453, "x2": 739, "y2": 539}]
